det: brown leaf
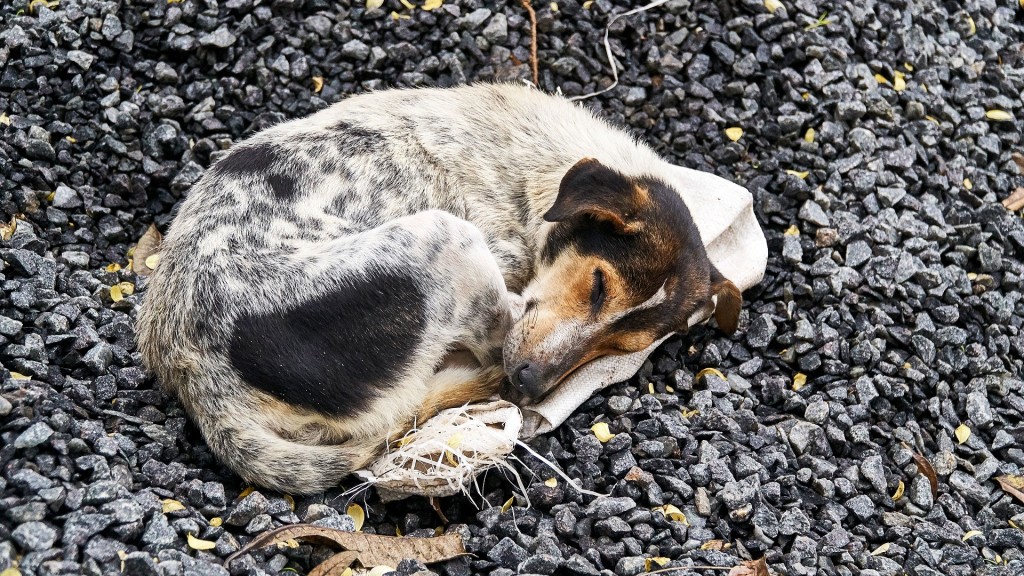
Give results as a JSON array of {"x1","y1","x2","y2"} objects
[
  {"x1": 1003, "y1": 187, "x2": 1024, "y2": 211},
  {"x1": 224, "y1": 524, "x2": 467, "y2": 570},
  {"x1": 1013, "y1": 152, "x2": 1024, "y2": 174},
  {"x1": 729, "y1": 557, "x2": 771, "y2": 576},
  {"x1": 132, "y1": 224, "x2": 163, "y2": 276},
  {"x1": 307, "y1": 551, "x2": 359, "y2": 576},
  {"x1": 905, "y1": 444, "x2": 938, "y2": 499},
  {"x1": 995, "y1": 475, "x2": 1024, "y2": 504}
]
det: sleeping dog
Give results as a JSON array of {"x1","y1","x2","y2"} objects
[{"x1": 137, "y1": 84, "x2": 741, "y2": 495}]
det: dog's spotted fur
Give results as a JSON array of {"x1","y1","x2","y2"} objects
[{"x1": 137, "y1": 84, "x2": 739, "y2": 494}]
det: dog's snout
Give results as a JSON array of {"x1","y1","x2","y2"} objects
[{"x1": 510, "y1": 362, "x2": 540, "y2": 392}]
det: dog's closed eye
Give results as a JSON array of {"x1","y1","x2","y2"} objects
[{"x1": 590, "y1": 268, "x2": 606, "y2": 313}]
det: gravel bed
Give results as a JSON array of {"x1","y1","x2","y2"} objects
[{"x1": 2, "y1": 0, "x2": 1024, "y2": 575}]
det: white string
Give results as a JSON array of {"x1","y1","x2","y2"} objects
[
  {"x1": 570, "y1": 0, "x2": 673, "y2": 101},
  {"x1": 513, "y1": 439, "x2": 608, "y2": 498}
]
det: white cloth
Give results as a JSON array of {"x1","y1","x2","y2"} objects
[{"x1": 356, "y1": 166, "x2": 767, "y2": 499}]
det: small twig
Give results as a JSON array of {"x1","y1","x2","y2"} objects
[
  {"x1": 520, "y1": 0, "x2": 539, "y2": 85},
  {"x1": 645, "y1": 566, "x2": 735, "y2": 575},
  {"x1": 429, "y1": 496, "x2": 450, "y2": 525}
]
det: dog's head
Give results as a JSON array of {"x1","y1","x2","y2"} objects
[{"x1": 504, "y1": 158, "x2": 741, "y2": 399}]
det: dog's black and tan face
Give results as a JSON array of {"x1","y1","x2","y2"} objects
[{"x1": 504, "y1": 158, "x2": 742, "y2": 399}]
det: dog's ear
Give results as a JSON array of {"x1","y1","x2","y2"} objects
[
  {"x1": 709, "y1": 265, "x2": 742, "y2": 334},
  {"x1": 544, "y1": 158, "x2": 642, "y2": 234}
]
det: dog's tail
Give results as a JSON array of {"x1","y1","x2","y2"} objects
[
  {"x1": 186, "y1": 364, "x2": 506, "y2": 496},
  {"x1": 200, "y1": 415, "x2": 381, "y2": 496}
]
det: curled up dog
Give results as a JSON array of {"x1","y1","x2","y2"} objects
[{"x1": 137, "y1": 84, "x2": 743, "y2": 495}]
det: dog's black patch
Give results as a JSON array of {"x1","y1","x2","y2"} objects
[
  {"x1": 228, "y1": 272, "x2": 427, "y2": 417},
  {"x1": 213, "y1": 143, "x2": 278, "y2": 176},
  {"x1": 267, "y1": 173, "x2": 297, "y2": 200},
  {"x1": 333, "y1": 121, "x2": 385, "y2": 154}
]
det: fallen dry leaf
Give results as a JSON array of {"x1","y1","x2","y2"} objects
[
  {"x1": 544, "y1": 478, "x2": 557, "y2": 487},
  {"x1": 696, "y1": 367, "x2": 726, "y2": 381},
  {"x1": 224, "y1": 523, "x2": 466, "y2": 570},
  {"x1": 792, "y1": 373, "x2": 807, "y2": 391},
  {"x1": 905, "y1": 444, "x2": 938, "y2": 499},
  {"x1": 653, "y1": 504, "x2": 688, "y2": 524},
  {"x1": 985, "y1": 109, "x2": 1013, "y2": 121},
  {"x1": 994, "y1": 475, "x2": 1024, "y2": 504},
  {"x1": 347, "y1": 504, "x2": 365, "y2": 532},
  {"x1": 645, "y1": 557, "x2": 670, "y2": 571},
  {"x1": 210, "y1": 517, "x2": 222, "y2": 527},
  {"x1": 962, "y1": 530, "x2": 983, "y2": 542},
  {"x1": 785, "y1": 169, "x2": 809, "y2": 179},
  {"x1": 891, "y1": 480, "x2": 905, "y2": 501},
  {"x1": 700, "y1": 539, "x2": 728, "y2": 551},
  {"x1": 365, "y1": 0, "x2": 384, "y2": 8},
  {"x1": 187, "y1": 533, "x2": 216, "y2": 551},
  {"x1": 161, "y1": 499, "x2": 186, "y2": 514},
  {"x1": 0, "y1": 216, "x2": 16, "y2": 241},
  {"x1": 1002, "y1": 188, "x2": 1024, "y2": 211},
  {"x1": 1012, "y1": 152, "x2": 1024, "y2": 174},
  {"x1": 728, "y1": 557, "x2": 769, "y2": 576},
  {"x1": 312, "y1": 76, "x2": 324, "y2": 93},
  {"x1": 870, "y1": 543, "x2": 890, "y2": 555},
  {"x1": 308, "y1": 551, "x2": 359, "y2": 576},
  {"x1": 804, "y1": 128, "x2": 815, "y2": 143},
  {"x1": 591, "y1": 422, "x2": 614, "y2": 442},
  {"x1": 132, "y1": 224, "x2": 163, "y2": 276},
  {"x1": 500, "y1": 496, "x2": 514, "y2": 513},
  {"x1": 784, "y1": 225, "x2": 800, "y2": 236},
  {"x1": 422, "y1": 0, "x2": 443, "y2": 9},
  {"x1": 725, "y1": 127, "x2": 743, "y2": 142},
  {"x1": 764, "y1": 0, "x2": 782, "y2": 13},
  {"x1": 955, "y1": 423, "x2": 971, "y2": 445}
]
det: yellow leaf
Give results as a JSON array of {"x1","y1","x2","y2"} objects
[
  {"x1": 804, "y1": 128, "x2": 815, "y2": 143},
  {"x1": 871, "y1": 543, "x2": 890, "y2": 555},
  {"x1": 501, "y1": 496, "x2": 514, "y2": 513},
  {"x1": 10, "y1": 372, "x2": 31, "y2": 380},
  {"x1": 583, "y1": 0, "x2": 593, "y2": 7},
  {"x1": 284, "y1": 494, "x2": 295, "y2": 510},
  {"x1": 0, "y1": 113, "x2": 10, "y2": 126},
  {"x1": 904, "y1": 62, "x2": 914, "y2": 71},
  {"x1": 348, "y1": 504, "x2": 365, "y2": 532},
  {"x1": 395, "y1": 526, "x2": 402, "y2": 536},
  {"x1": 1010, "y1": 519, "x2": 1020, "y2": 529},
  {"x1": 696, "y1": 367, "x2": 725, "y2": 381},
  {"x1": 654, "y1": 504, "x2": 688, "y2": 524},
  {"x1": 955, "y1": 424, "x2": 971, "y2": 444},
  {"x1": 892, "y1": 480, "x2": 905, "y2": 501},
  {"x1": 874, "y1": 73, "x2": 889, "y2": 85},
  {"x1": 966, "y1": 15, "x2": 975, "y2": 36},
  {"x1": 0, "y1": 216, "x2": 16, "y2": 241},
  {"x1": 645, "y1": 557, "x2": 670, "y2": 571},
  {"x1": 117, "y1": 282, "x2": 135, "y2": 296},
  {"x1": 434, "y1": 526, "x2": 444, "y2": 536},
  {"x1": 665, "y1": 385, "x2": 674, "y2": 393},
  {"x1": 792, "y1": 373, "x2": 807, "y2": 391},
  {"x1": 105, "y1": 263, "x2": 122, "y2": 273},
  {"x1": 312, "y1": 76, "x2": 324, "y2": 93},
  {"x1": 110, "y1": 285, "x2": 123, "y2": 302},
  {"x1": 46, "y1": 191, "x2": 55, "y2": 202},
  {"x1": 390, "y1": 10, "x2": 409, "y2": 19},
  {"x1": 238, "y1": 487, "x2": 254, "y2": 499},
  {"x1": 963, "y1": 178, "x2": 973, "y2": 190},
  {"x1": 648, "y1": 382, "x2": 655, "y2": 395},
  {"x1": 66, "y1": 136, "x2": 77, "y2": 143},
  {"x1": 210, "y1": 517, "x2": 222, "y2": 527},
  {"x1": 550, "y1": 2, "x2": 558, "y2": 11},
  {"x1": 681, "y1": 408, "x2": 700, "y2": 419},
  {"x1": 1, "y1": 568, "x2": 22, "y2": 576},
  {"x1": 591, "y1": 422, "x2": 614, "y2": 442},
  {"x1": 365, "y1": 0, "x2": 384, "y2": 8},
  {"x1": 785, "y1": 169, "x2": 809, "y2": 179},
  {"x1": 423, "y1": 0, "x2": 443, "y2": 8},
  {"x1": 784, "y1": 225, "x2": 800, "y2": 236},
  {"x1": 724, "y1": 127, "x2": 743, "y2": 142},
  {"x1": 963, "y1": 530, "x2": 983, "y2": 541},
  {"x1": 145, "y1": 254, "x2": 161, "y2": 269},
  {"x1": 893, "y1": 71, "x2": 906, "y2": 92},
  {"x1": 187, "y1": 533, "x2": 216, "y2": 551},
  {"x1": 544, "y1": 478, "x2": 557, "y2": 488},
  {"x1": 986, "y1": 110, "x2": 1013, "y2": 121},
  {"x1": 399, "y1": 0, "x2": 414, "y2": 8},
  {"x1": 764, "y1": 0, "x2": 782, "y2": 13},
  {"x1": 700, "y1": 539, "x2": 728, "y2": 551},
  {"x1": 926, "y1": 115, "x2": 939, "y2": 124},
  {"x1": 801, "y1": 92, "x2": 810, "y2": 100},
  {"x1": 161, "y1": 499, "x2": 186, "y2": 514},
  {"x1": 367, "y1": 567, "x2": 394, "y2": 576},
  {"x1": 277, "y1": 538, "x2": 300, "y2": 549}
]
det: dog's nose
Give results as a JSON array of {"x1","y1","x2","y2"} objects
[{"x1": 510, "y1": 362, "x2": 539, "y2": 392}]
